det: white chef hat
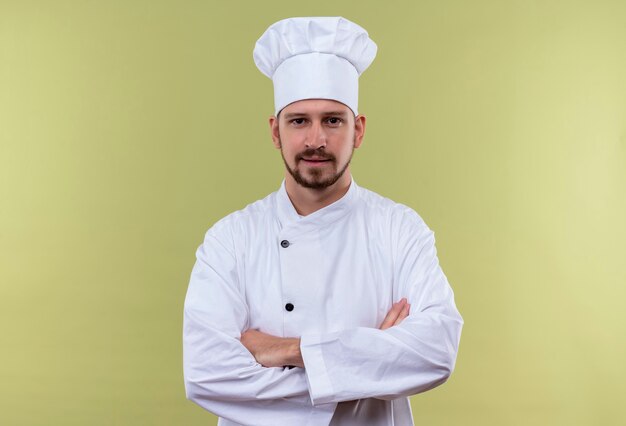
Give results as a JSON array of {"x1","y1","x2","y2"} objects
[{"x1": 253, "y1": 16, "x2": 377, "y2": 116}]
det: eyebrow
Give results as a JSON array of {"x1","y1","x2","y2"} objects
[{"x1": 283, "y1": 111, "x2": 350, "y2": 120}]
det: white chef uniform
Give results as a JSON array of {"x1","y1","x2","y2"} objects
[{"x1": 183, "y1": 177, "x2": 463, "y2": 425}]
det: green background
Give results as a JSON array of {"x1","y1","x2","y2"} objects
[{"x1": 1, "y1": 1, "x2": 625, "y2": 425}]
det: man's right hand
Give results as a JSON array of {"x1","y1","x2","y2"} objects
[{"x1": 379, "y1": 298, "x2": 410, "y2": 330}]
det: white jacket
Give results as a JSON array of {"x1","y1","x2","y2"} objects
[{"x1": 183, "y1": 178, "x2": 463, "y2": 425}]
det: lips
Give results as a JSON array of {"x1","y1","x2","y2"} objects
[
  {"x1": 301, "y1": 158, "x2": 331, "y2": 167},
  {"x1": 301, "y1": 158, "x2": 330, "y2": 162}
]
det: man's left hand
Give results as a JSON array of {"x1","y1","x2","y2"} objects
[{"x1": 240, "y1": 329, "x2": 304, "y2": 368}]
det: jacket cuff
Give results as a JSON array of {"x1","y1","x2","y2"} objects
[{"x1": 300, "y1": 333, "x2": 336, "y2": 405}]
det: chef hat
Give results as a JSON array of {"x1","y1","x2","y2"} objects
[{"x1": 253, "y1": 16, "x2": 377, "y2": 116}]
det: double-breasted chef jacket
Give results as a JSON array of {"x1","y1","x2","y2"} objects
[{"x1": 183, "y1": 177, "x2": 463, "y2": 425}]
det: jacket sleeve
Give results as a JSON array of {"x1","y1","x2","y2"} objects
[
  {"x1": 299, "y1": 209, "x2": 464, "y2": 405},
  {"x1": 183, "y1": 226, "x2": 336, "y2": 425}
]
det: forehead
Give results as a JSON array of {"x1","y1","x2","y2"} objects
[{"x1": 280, "y1": 99, "x2": 352, "y2": 118}]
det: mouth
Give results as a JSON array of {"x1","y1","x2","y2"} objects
[
  {"x1": 300, "y1": 156, "x2": 332, "y2": 162},
  {"x1": 300, "y1": 158, "x2": 332, "y2": 166}
]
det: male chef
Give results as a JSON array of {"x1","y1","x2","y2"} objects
[{"x1": 183, "y1": 16, "x2": 463, "y2": 426}]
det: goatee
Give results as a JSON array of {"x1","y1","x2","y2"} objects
[{"x1": 280, "y1": 145, "x2": 354, "y2": 190}]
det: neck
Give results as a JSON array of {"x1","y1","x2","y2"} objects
[{"x1": 284, "y1": 170, "x2": 352, "y2": 216}]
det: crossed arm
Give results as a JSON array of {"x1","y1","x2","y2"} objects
[
  {"x1": 240, "y1": 298, "x2": 411, "y2": 368},
  {"x1": 185, "y1": 219, "x2": 463, "y2": 423}
]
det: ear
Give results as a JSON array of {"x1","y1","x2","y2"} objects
[
  {"x1": 269, "y1": 116, "x2": 281, "y2": 149},
  {"x1": 353, "y1": 114, "x2": 366, "y2": 149}
]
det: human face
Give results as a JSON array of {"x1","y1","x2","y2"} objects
[{"x1": 270, "y1": 99, "x2": 365, "y2": 190}]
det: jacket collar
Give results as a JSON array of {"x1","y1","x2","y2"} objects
[{"x1": 276, "y1": 176, "x2": 359, "y2": 233}]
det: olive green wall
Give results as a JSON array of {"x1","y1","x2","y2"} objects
[{"x1": 1, "y1": 1, "x2": 625, "y2": 425}]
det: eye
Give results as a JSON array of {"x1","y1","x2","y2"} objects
[
  {"x1": 325, "y1": 117, "x2": 343, "y2": 126},
  {"x1": 290, "y1": 118, "x2": 306, "y2": 126}
]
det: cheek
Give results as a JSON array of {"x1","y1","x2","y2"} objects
[
  {"x1": 279, "y1": 141, "x2": 299, "y2": 162},
  {"x1": 280, "y1": 134, "x2": 305, "y2": 152},
  {"x1": 335, "y1": 134, "x2": 355, "y2": 155}
]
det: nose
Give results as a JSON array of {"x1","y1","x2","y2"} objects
[{"x1": 305, "y1": 121, "x2": 327, "y2": 149}]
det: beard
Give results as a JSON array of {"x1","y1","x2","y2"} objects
[{"x1": 279, "y1": 139, "x2": 355, "y2": 190}]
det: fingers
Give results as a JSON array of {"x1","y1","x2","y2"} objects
[
  {"x1": 239, "y1": 330, "x2": 254, "y2": 351},
  {"x1": 379, "y1": 298, "x2": 410, "y2": 330},
  {"x1": 379, "y1": 299, "x2": 404, "y2": 330},
  {"x1": 396, "y1": 300, "x2": 410, "y2": 324},
  {"x1": 240, "y1": 329, "x2": 264, "y2": 355}
]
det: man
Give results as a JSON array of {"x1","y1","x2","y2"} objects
[{"x1": 183, "y1": 16, "x2": 463, "y2": 426}]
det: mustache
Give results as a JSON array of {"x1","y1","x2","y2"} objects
[{"x1": 296, "y1": 148, "x2": 335, "y2": 161}]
